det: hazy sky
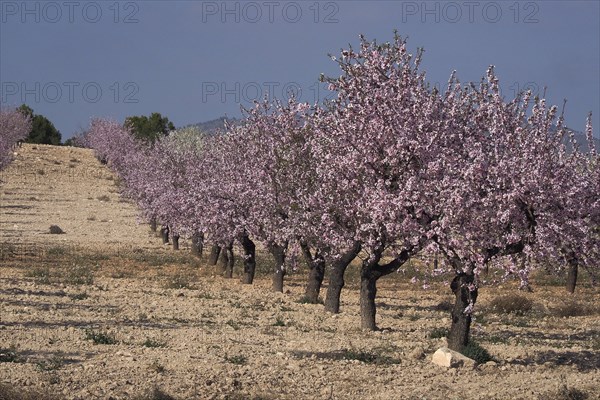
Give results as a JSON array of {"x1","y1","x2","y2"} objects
[{"x1": 1, "y1": 1, "x2": 599, "y2": 139}]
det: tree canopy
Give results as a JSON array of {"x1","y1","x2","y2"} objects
[
  {"x1": 18, "y1": 104, "x2": 61, "y2": 145},
  {"x1": 124, "y1": 112, "x2": 175, "y2": 143}
]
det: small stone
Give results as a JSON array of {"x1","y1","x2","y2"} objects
[
  {"x1": 410, "y1": 346, "x2": 425, "y2": 360},
  {"x1": 49, "y1": 225, "x2": 65, "y2": 234},
  {"x1": 432, "y1": 347, "x2": 476, "y2": 368}
]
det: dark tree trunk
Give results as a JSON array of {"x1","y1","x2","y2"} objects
[
  {"x1": 324, "y1": 242, "x2": 361, "y2": 313},
  {"x1": 208, "y1": 245, "x2": 221, "y2": 266},
  {"x1": 360, "y1": 268, "x2": 378, "y2": 330},
  {"x1": 269, "y1": 243, "x2": 287, "y2": 292},
  {"x1": 325, "y1": 263, "x2": 345, "y2": 313},
  {"x1": 225, "y1": 245, "x2": 234, "y2": 278},
  {"x1": 447, "y1": 271, "x2": 478, "y2": 352},
  {"x1": 150, "y1": 218, "x2": 157, "y2": 232},
  {"x1": 241, "y1": 234, "x2": 256, "y2": 284},
  {"x1": 172, "y1": 234, "x2": 180, "y2": 250},
  {"x1": 160, "y1": 225, "x2": 169, "y2": 244},
  {"x1": 218, "y1": 245, "x2": 229, "y2": 274},
  {"x1": 191, "y1": 232, "x2": 204, "y2": 258},
  {"x1": 221, "y1": 242, "x2": 234, "y2": 278},
  {"x1": 566, "y1": 259, "x2": 578, "y2": 294},
  {"x1": 301, "y1": 243, "x2": 326, "y2": 303},
  {"x1": 359, "y1": 250, "x2": 411, "y2": 331}
]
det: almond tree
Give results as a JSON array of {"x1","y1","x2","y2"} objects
[
  {"x1": 537, "y1": 116, "x2": 599, "y2": 293},
  {"x1": 85, "y1": 118, "x2": 167, "y2": 242},
  {"x1": 309, "y1": 33, "x2": 475, "y2": 329},
  {"x1": 85, "y1": 118, "x2": 141, "y2": 174},
  {"x1": 428, "y1": 68, "x2": 598, "y2": 351},
  {"x1": 222, "y1": 99, "x2": 320, "y2": 291},
  {"x1": 140, "y1": 127, "x2": 206, "y2": 250},
  {"x1": 198, "y1": 131, "x2": 259, "y2": 282},
  {"x1": 0, "y1": 107, "x2": 31, "y2": 171}
]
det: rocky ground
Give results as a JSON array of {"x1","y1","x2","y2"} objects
[{"x1": 0, "y1": 144, "x2": 599, "y2": 400}]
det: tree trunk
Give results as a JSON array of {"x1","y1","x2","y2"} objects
[
  {"x1": 208, "y1": 245, "x2": 221, "y2": 266},
  {"x1": 241, "y1": 234, "x2": 256, "y2": 284},
  {"x1": 566, "y1": 259, "x2": 578, "y2": 294},
  {"x1": 359, "y1": 250, "x2": 411, "y2": 331},
  {"x1": 447, "y1": 272, "x2": 478, "y2": 352},
  {"x1": 160, "y1": 225, "x2": 169, "y2": 244},
  {"x1": 360, "y1": 268, "x2": 378, "y2": 330},
  {"x1": 270, "y1": 243, "x2": 287, "y2": 292},
  {"x1": 220, "y1": 242, "x2": 234, "y2": 278},
  {"x1": 191, "y1": 232, "x2": 204, "y2": 258},
  {"x1": 218, "y1": 246, "x2": 229, "y2": 274},
  {"x1": 325, "y1": 263, "x2": 345, "y2": 313},
  {"x1": 324, "y1": 242, "x2": 361, "y2": 313},
  {"x1": 172, "y1": 234, "x2": 180, "y2": 250},
  {"x1": 150, "y1": 218, "x2": 157, "y2": 232},
  {"x1": 301, "y1": 244, "x2": 326, "y2": 304}
]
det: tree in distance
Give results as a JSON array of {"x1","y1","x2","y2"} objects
[
  {"x1": 125, "y1": 112, "x2": 175, "y2": 143},
  {"x1": 18, "y1": 104, "x2": 61, "y2": 145}
]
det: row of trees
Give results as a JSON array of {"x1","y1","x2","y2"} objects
[
  {"x1": 1, "y1": 104, "x2": 177, "y2": 149},
  {"x1": 85, "y1": 33, "x2": 599, "y2": 352}
]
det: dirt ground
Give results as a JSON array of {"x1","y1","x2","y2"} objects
[{"x1": 0, "y1": 144, "x2": 599, "y2": 400}]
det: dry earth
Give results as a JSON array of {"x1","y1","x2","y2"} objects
[{"x1": 0, "y1": 144, "x2": 599, "y2": 400}]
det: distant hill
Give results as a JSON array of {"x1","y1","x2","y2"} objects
[
  {"x1": 558, "y1": 127, "x2": 599, "y2": 153},
  {"x1": 567, "y1": 131, "x2": 599, "y2": 153},
  {"x1": 184, "y1": 117, "x2": 242, "y2": 135}
]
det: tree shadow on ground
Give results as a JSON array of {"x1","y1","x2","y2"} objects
[
  {"x1": 483, "y1": 328, "x2": 600, "y2": 345},
  {"x1": 1, "y1": 348, "x2": 90, "y2": 366},
  {"x1": 376, "y1": 301, "x2": 436, "y2": 313},
  {"x1": 1, "y1": 298, "x2": 117, "y2": 312},
  {"x1": 515, "y1": 350, "x2": 600, "y2": 372},
  {"x1": 0, "y1": 288, "x2": 69, "y2": 297},
  {"x1": 290, "y1": 349, "x2": 401, "y2": 365},
  {"x1": 0, "y1": 318, "x2": 191, "y2": 330}
]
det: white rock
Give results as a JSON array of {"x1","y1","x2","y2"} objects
[{"x1": 431, "y1": 347, "x2": 476, "y2": 368}]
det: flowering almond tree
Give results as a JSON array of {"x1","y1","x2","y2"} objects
[
  {"x1": 0, "y1": 107, "x2": 31, "y2": 171},
  {"x1": 86, "y1": 118, "x2": 168, "y2": 243},
  {"x1": 537, "y1": 116, "x2": 599, "y2": 293},
  {"x1": 427, "y1": 67, "x2": 597, "y2": 351},
  {"x1": 162, "y1": 127, "x2": 207, "y2": 252},
  {"x1": 86, "y1": 118, "x2": 141, "y2": 175},
  {"x1": 198, "y1": 131, "x2": 262, "y2": 282},
  {"x1": 310, "y1": 33, "x2": 466, "y2": 330},
  {"x1": 221, "y1": 98, "x2": 319, "y2": 292},
  {"x1": 139, "y1": 127, "x2": 206, "y2": 249}
]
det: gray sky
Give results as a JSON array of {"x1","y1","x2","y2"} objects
[{"x1": 1, "y1": 1, "x2": 599, "y2": 139}]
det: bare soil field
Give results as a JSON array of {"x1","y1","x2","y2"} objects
[{"x1": 1, "y1": 145, "x2": 599, "y2": 400}]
